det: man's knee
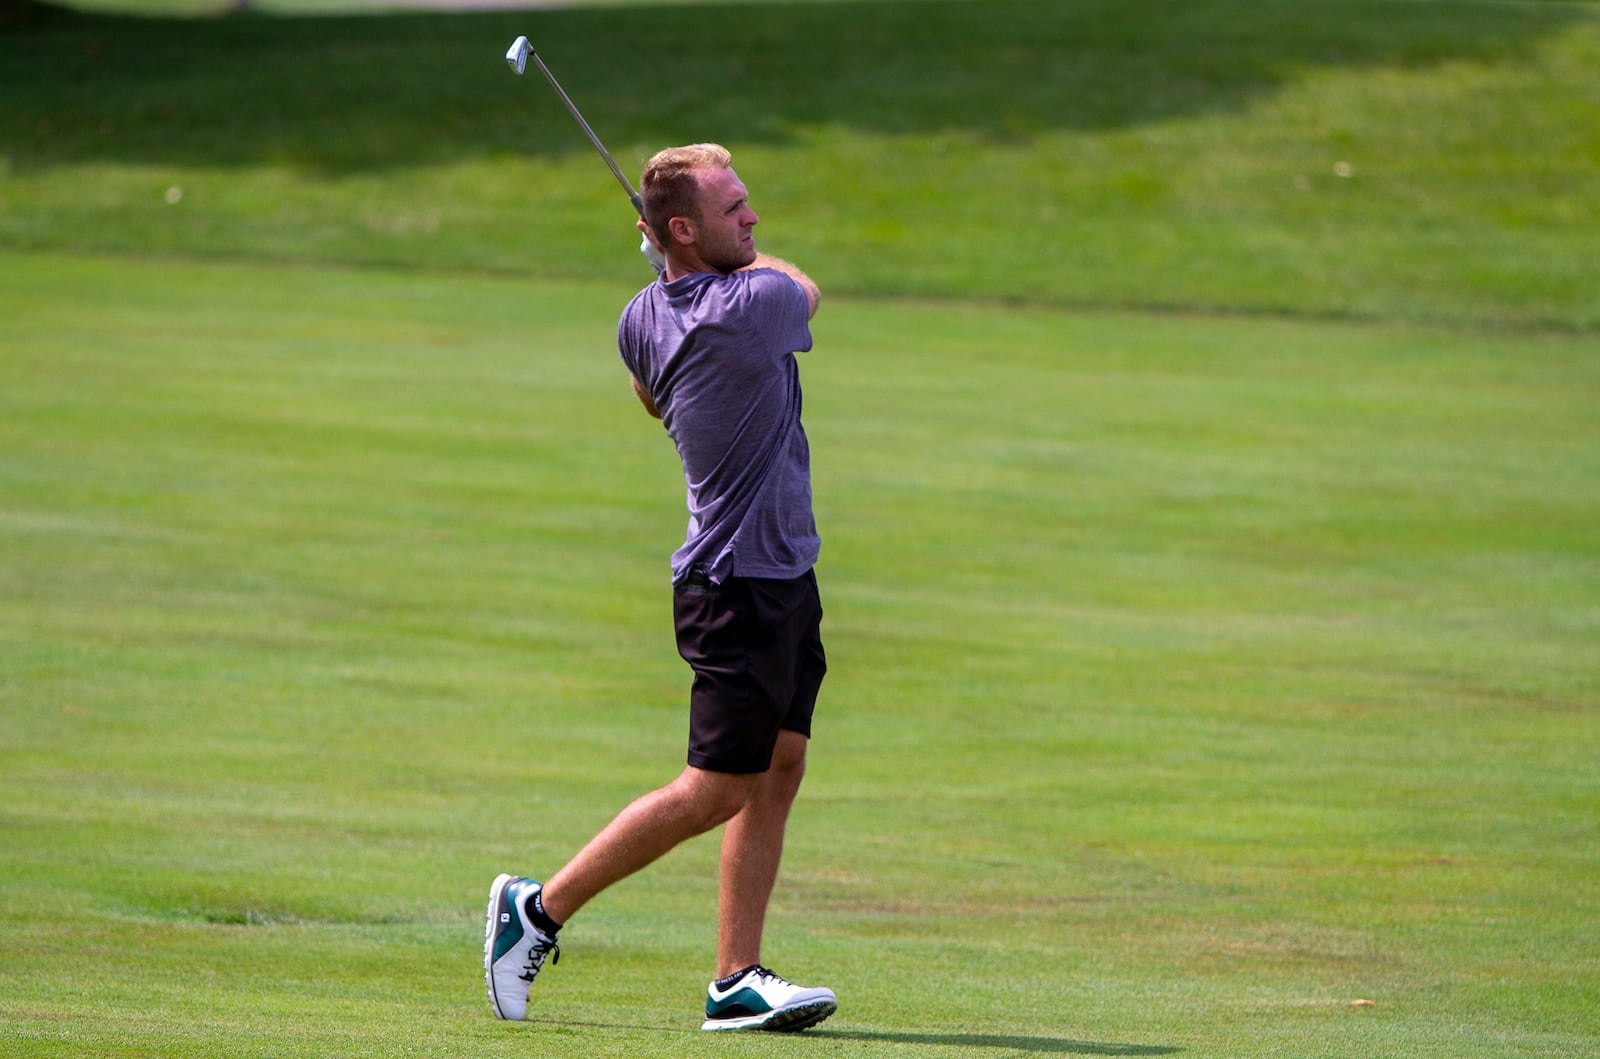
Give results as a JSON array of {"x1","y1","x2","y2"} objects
[
  {"x1": 716, "y1": 727, "x2": 809, "y2": 792},
  {"x1": 673, "y1": 768, "x2": 759, "y2": 832},
  {"x1": 762, "y1": 732, "x2": 809, "y2": 803}
]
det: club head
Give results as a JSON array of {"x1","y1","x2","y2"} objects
[{"x1": 505, "y1": 36, "x2": 531, "y2": 76}]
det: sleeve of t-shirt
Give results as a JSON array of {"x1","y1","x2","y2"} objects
[
  {"x1": 616, "y1": 290, "x2": 645, "y2": 379},
  {"x1": 747, "y1": 269, "x2": 813, "y2": 358}
]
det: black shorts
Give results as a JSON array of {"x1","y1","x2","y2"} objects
[{"x1": 673, "y1": 568, "x2": 827, "y2": 775}]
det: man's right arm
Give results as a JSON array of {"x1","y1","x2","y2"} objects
[{"x1": 630, "y1": 374, "x2": 662, "y2": 419}]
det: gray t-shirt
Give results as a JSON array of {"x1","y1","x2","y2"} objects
[{"x1": 618, "y1": 268, "x2": 818, "y2": 584}]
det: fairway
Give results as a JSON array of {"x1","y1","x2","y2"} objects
[
  {"x1": 4, "y1": 250, "x2": 1597, "y2": 1057},
  {"x1": 3, "y1": 0, "x2": 1600, "y2": 1055}
]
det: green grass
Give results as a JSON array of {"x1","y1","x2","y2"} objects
[
  {"x1": 3, "y1": 250, "x2": 1597, "y2": 1056},
  {"x1": 3, "y1": 0, "x2": 1600, "y2": 1055},
  {"x1": 3, "y1": 0, "x2": 1598, "y2": 328}
]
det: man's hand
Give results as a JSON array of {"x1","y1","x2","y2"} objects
[{"x1": 637, "y1": 219, "x2": 666, "y2": 277}]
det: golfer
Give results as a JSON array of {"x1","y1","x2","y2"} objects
[{"x1": 486, "y1": 143, "x2": 836, "y2": 1033}]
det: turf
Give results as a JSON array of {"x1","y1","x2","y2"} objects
[
  {"x1": 2, "y1": 0, "x2": 1599, "y2": 1055},
  {"x1": 4, "y1": 249, "x2": 1597, "y2": 1057}
]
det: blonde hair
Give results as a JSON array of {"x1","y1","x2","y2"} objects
[{"x1": 640, "y1": 143, "x2": 733, "y2": 248}]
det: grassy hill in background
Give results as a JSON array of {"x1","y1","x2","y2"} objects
[{"x1": 3, "y1": 0, "x2": 1598, "y2": 328}]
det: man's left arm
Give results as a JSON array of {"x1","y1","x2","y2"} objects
[{"x1": 742, "y1": 253, "x2": 820, "y2": 321}]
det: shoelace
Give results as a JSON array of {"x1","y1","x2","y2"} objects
[
  {"x1": 519, "y1": 936, "x2": 560, "y2": 983},
  {"x1": 747, "y1": 965, "x2": 791, "y2": 990},
  {"x1": 712, "y1": 963, "x2": 778, "y2": 996}
]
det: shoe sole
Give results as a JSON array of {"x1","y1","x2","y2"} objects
[
  {"x1": 701, "y1": 998, "x2": 837, "y2": 1032},
  {"x1": 483, "y1": 873, "x2": 517, "y2": 1020}
]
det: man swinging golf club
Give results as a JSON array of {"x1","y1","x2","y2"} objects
[{"x1": 485, "y1": 143, "x2": 836, "y2": 1033}]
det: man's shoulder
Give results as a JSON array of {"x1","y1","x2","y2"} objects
[
  {"x1": 628, "y1": 269, "x2": 798, "y2": 321},
  {"x1": 722, "y1": 268, "x2": 807, "y2": 314},
  {"x1": 619, "y1": 279, "x2": 672, "y2": 331},
  {"x1": 671, "y1": 269, "x2": 786, "y2": 308},
  {"x1": 736, "y1": 266, "x2": 797, "y2": 290}
]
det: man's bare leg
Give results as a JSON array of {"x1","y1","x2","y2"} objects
[
  {"x1": 540, "y1": 765, "x2": 759, "y2": 925},
  {"x1": 715, "y1": 730, "x2": 809, "y2": 977}
]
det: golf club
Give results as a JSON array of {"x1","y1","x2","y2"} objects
[{"x1": 504, "y1": 35, "x2": 645, "y2": 219}]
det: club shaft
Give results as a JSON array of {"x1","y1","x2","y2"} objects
[{"x1": 528, "y1": 51, "x2": 644, "y2": 218}]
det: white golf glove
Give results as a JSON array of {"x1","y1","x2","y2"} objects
[{"x1": 640, "y1": 232, "x2": 666, "y2": 277}]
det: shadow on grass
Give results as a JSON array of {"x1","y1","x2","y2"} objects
[
  {"x1": 812, "y1": 1028, "x2": 1180, "y2": 1054},
  {"x1": 534, "y1": 1018, "x2": 1175, "y2": 1055},
  {"x1": 2, "y1": 0, "x2": 1589, "y2": 173}
]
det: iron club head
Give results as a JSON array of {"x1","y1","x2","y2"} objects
[
  {"x1": 505, "y1": 35, "x2": 531, "y2": 76},
  {"x1": 501, "y1": 31, "x2": 651, "y2": 247}
]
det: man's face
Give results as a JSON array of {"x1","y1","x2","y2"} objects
[{"x1": 691, "y1": 167, "x2": 760, "y2": 273}]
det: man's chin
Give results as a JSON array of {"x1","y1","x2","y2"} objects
[{"x1": 715, "y1": 248, "x2": 759, "y2": 274}]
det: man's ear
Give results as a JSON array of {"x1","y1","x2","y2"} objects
[{"x1": 668, "y1": 215, "x2": 697, "y2": 246}]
